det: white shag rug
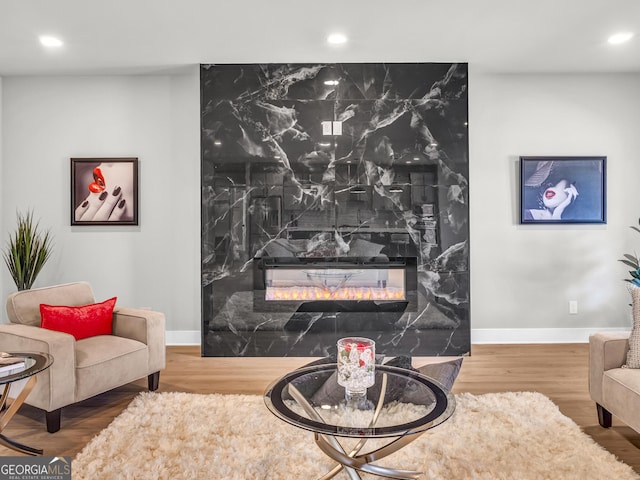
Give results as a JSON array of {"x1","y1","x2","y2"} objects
[{"x1": 73, "y1": 391, "x2": 639, "y2": 480}]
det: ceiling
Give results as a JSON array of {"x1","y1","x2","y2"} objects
[{"x1": 1, "y1": 0, "x2": 639, "y2": 76}]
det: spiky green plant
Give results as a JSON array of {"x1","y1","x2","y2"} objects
[
  {"x1": 3, "y1": 210, "x2": 53, "y2": 290},
  {"x1": 619, "y1": 217, "x2": 640, "y2": 287}
]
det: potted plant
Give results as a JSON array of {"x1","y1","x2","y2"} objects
[
  {"x1": 2, "y1": 210, "x2": 53, "y2": 290},
  {"x1": 619, "y1": 217, "x2": 640, "y2": 287}
]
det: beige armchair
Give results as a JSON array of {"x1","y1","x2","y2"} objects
[
  {"x1": 589, "y1": 332, "x2": 640, "y2": 432},
  {"x1": 0, "y1": 282, "x2": 165, "y2": 432}
]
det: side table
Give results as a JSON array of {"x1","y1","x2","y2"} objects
[{"x1": 0, "y1": 352, "x2": 53, "y2": 455}]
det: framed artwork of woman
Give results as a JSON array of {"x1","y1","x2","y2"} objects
[{"x1": 520, "y1": 156, "x2": 606, "y2": 224}]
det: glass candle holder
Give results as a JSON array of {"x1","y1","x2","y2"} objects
[{"x1": 337, "y1": 337, "x2": 376, "y2": 401}]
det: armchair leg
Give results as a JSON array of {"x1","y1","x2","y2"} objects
[
  {"x1": 597, "y1": 403, "x2": 612, "y2": 428},
  {"x1": 148, "y1": 372, "x2": 160, "y2": 391},
  {"x1": 46, "y1": 409, "x2": 61, "y2": 433}
]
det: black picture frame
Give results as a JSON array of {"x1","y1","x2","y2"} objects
[
  {"x1": 520, "y1": 156, "x2": 606, "y2": 224},
  {"x1": 71, "y1": 158, "x2": 139, "y2": 226}
]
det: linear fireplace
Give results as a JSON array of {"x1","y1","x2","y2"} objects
[{"x1": 254, "y1": 257, "x2": 417, "y2": 312}]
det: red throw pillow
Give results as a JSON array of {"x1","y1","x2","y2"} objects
[{"x1": 40, "y1": 297, "x2": 117, "y2": 341}]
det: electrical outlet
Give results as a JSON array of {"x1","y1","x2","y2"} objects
[{"x1": 569, "y1": 301, "x2": 578, "y2": 315}]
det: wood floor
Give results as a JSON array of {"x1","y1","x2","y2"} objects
[{"x1": 1, "y1": 344, "x2": 639, "y2": 474}]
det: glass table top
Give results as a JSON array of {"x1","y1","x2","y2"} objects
[
  {"x1": 0, "y1": 352, "x2": 54, "y2": 386},
  {"x1": 264, "y1": 363, "x2": 455, "y2": 438}
]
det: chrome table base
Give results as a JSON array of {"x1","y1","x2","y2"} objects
[
  {"x1": 0, "y1": 375, "x2": 42, "y2": 455},
  {"x1": 290, "y1": 374, "x2": 425, "y2": 480}
]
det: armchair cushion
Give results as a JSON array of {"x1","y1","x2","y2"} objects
[
  {"x1": 40, "y1": 297, "x2": 117, "y2": 341},
  {"x1": 7, "y1": 282, "x2": 96, "y2": 326},
  {"x1": 75, "y1": 335, "x2": 148, "y2": 401}
]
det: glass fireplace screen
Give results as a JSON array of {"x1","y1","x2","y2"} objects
[{"x1": 264, "y1": 267, "x2": 406, "y2": 302}]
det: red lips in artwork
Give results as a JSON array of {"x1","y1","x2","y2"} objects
[{"x1": 88, "y1": 167, "x2": 106, "y2": 193}]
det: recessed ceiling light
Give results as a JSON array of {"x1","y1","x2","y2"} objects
[
  {"x1": 429, "y1": 142, "x2": 438, "y2": 147},
  {"x1": 608, "y1": 32, "x2": 634, "y2": 45},
  {"x1": 327, "y1": 33, "x2": 348, "y2": 45},
  {"x1": 405, "y1": 160, "x2": 412, "y2": 164},
  {"x1": 39, "y1": 35, "x2": 63, "y2": 47},
  {"x1": 413, "y1": 156, "x2": 420, "y2": 161},
  {"x1": 213, "y1": 140, "x2": 222, "y2": 146}
]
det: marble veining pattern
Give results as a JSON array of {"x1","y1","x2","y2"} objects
[{"x1": 201, "y1": 63, "x2": 469, "y2": 357}]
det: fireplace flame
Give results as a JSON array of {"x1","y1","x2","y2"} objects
[{"x1": 265, "y1": 286, "x2": 405, "y2": 301}]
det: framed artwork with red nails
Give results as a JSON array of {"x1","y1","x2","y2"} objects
[
  {"x1": 520, "y1": 156, "x2": 606, "y2": 224},
  {"x1": 71, "y1": 158, "x2": 139, "y2": 225}
]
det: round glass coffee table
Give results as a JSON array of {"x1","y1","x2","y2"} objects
[
  {"x1": 0, "y1": 352, "x2": 53, "y2": 455},
  {"x1": 264, "y1": 363, "x2": 455, "y2": 480}
]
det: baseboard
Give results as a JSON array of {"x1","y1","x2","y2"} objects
[
  {"x1": 166, "y1": 328, "x2": 631, "y2": 346},
  {"x1": 166, "y1": 330, "x2": 201, "y2": 345},
  {"x1": 471, "y1": 327, "x2": 630, "y2": 344}
]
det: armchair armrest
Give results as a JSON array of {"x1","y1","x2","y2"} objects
[
  {"x1": 0, "y1": 324, "x2": 76, "y2": 411},
  {"x1": 112, "y1": 307, "x2": 166, "y2": 373},
  {"x1": 589, "y1": 332, "x2": 630, "y2": 405}
]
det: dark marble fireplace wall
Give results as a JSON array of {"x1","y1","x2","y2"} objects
[{"x1": 201, "y1": 63, "x2": 470, "y2": 357}]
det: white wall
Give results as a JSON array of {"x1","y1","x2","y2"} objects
[
  {"x1": 1, "y1": 69, "x2": 639, "y2": 344},
  {"x1": 0, "y1": 70, "x2": 201, "y2": 339},
  {"x1": 470, "y1": 72, "x2": 640, "y2": 340}
]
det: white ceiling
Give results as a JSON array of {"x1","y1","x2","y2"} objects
[{"x1": 1, "y1": 0, "x2": 639, "y2": 76}]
